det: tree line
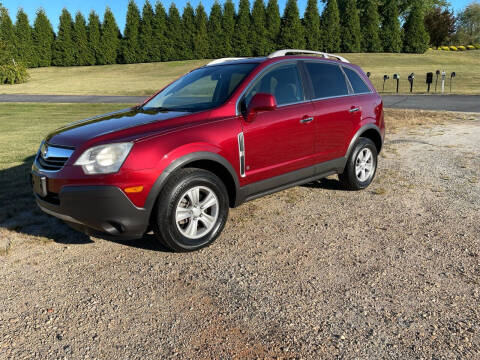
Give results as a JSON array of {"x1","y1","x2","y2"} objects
[{"x1": 0, "y1": 0, "x2": 436, "y2": 68}]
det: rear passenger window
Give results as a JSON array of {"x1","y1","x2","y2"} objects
[
  {"x1": 304, "y1": 62, "x2": 349, "y2": 99},
  {"x1": 343, "y1": 66, "x2": 371, "y2": 94}
]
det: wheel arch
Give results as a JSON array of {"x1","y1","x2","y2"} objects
[{"x1": 345, "y1": 124, "x2": 383, "y2": 160}]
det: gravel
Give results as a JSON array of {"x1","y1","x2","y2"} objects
[{"x1": 1, "y1": 116, "x2": 479, "y2": 359}]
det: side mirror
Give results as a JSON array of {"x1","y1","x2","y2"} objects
[{"x1": 246, "y1": 93, "x2": 277, "y2": 120}]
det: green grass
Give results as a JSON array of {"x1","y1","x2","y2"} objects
[{"x1": 0, "y1": 50, "x2": 478, "y2": 96}]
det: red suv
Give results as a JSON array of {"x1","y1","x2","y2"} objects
[{"x1": 32, "y1": 50, "x2": 385, "y2": 252}]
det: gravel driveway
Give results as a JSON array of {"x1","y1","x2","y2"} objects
[{"x1": 1, "y1": 114, "x2": 479, "y2": 359}]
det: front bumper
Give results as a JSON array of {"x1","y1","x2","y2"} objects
[{"x1": 34, "y1": 185, "x2": 150, "y2": 239}]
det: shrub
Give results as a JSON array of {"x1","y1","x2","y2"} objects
[
  {"x1": 441, "y1": 46, "x2": 450, "y2": 50},
  {"x1": 458, "y1": 45, "x2": 466, "y2": 51},
  {"x1": 475, "y1": 44, "x2": 480, "y2": 49},
  {"x1": 449, "y1": 45, "x2": 458, "y2": 51},
  {"x1": 467, "y1": 45, "x2": 475, "y2": 50},
  {"x1": 0, "y1": 61, "x2": 29, "y2": 84}
]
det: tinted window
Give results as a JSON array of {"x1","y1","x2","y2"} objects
[
  {"x1": 304, "y1": 62, "x2": 349, "y2": 99},
  {"x1": 144, "y1": 63, "x2": 257, "y2": 112},
  {"x1": 343, "y1": 66, "x2": 371, "y2": 94},
  {"x1": 244, "y1": 63, "x2": 305, "y2": 107}
]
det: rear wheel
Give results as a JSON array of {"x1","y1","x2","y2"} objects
[
  {"x1": 152, "y1": 168, "x2": 229, "y2": 252},
  {"x1": 339, "y1": 137, "x2": 377, "y2": 190}
]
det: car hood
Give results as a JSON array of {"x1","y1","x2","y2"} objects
[{"x1": 45, "y1": 107, "x2": 191, "y2": 148}]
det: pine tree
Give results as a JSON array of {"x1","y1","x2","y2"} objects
[
  {"x1": 52, "y1": 8, "x2": 75, "y2": 66},
  {"x1": 208, "y1": 1, "x2": 223, "y2": 58},
  {"x1": 194, "y1": 3, "x2": 209, "y2": 59},
  {"x1": 182, "y1": 3, "x2": 196, "y2": 60},
  {"x1": 33, "y1": 9, "x2": 54, "y2": 67},
  {"x1": 303, "y1": 0, "x2": 321, "y2": 51},
  {"x1": 15, "y1": 9, "x2": 35, "y2": 67},
  {"x1": 0, "y1": 6, "x2": 16, "y2": 61},
  {"x1": 122, "y1": 0, "x2": 141, "y2": 63},
  {"x1": 403, "y1": 0, "x2": 429, "y2": 53},
  {"x1": 321, "y1": 0, "x2": 341, "y2": 52},
  {"x1": 251, "y1": 0, "x2": 268, "y2": 56},
  {"x1": 165, "y1": 4, "x2": 183, "y2": 60},
  {"x1": 72, "y1": 12, "x2": 92, "y2": 65},
  {"x1": 279, "y1": 0, "x2": 305, "y2": 49},
  {"x1": 139, "y1": 0, "x2": 155, "y2": 62},
  {"x1": 234, "y1": 0, "x2": 252, "y2": 56},
  {"x1": 340, "y1": 0, "x2": 362, "y2": 52},
  {"x1": 380, "y1": 0, "x2": 402, "y2": 52},
  {"x1": 222, "y1": 0, "x2": 236, "y2": 56},
  {"x1": 87, "y1": 11, "x2": 101, "y2": 65},
  {"x1": 153, "y1": 2, "x2": 168, "y2": 61},
  {"x1": 359, "y1": 0, "x2": 382, "y2": 52},
  {"x1": 265, "y1": 0, "x2": 281, "y2": 53},
  {"x1": 99, "y1": 7, "x2": 121, "y2": 64}
]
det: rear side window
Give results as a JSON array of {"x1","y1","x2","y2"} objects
[
  {"x1": 343, "y1": 66, "x2": 371, "y2": 94},
  {"x1": 304, "y1": 62, "x2": 349, "y2": 99}
]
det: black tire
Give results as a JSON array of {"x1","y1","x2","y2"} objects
[
  {"x1": 339, "y1": 137, "x2": 378, "y2": 190},
  {"x1": 152, "y1": 168, "x2": 229, "y2": 252}
]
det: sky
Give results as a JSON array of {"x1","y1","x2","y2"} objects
[{"x1": 0, "y1": 0, "x2": 474, "y2": 33}]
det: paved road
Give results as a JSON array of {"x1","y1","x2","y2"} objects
[{"x1": 0, "y1": 94, "x2": 479, "y2": 112}]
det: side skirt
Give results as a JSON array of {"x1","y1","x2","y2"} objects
[{"x1": 235, "y1": 157, "x2": 346, "y2": 206}]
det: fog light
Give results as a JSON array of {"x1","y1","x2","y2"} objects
[{"x1": 124, "y1": 186, "x2": 144, "y2": 193}]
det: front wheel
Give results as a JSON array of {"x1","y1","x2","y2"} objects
[
  {"x1": 152, "y1": 168, "x2": 229, "y2": 252},
  {"x1": 339, "y1": 137, "x2": 378, "y2": 190}
]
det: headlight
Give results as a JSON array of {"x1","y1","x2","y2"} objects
[{"x1": 74, "y1": 142, "x2": 133, "y2": 174}]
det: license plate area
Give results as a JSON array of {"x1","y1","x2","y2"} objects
[{"x1": 32, "y1": 172, "x2": 48, "y2": 197}]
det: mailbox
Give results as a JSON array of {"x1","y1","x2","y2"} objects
[
  {"x1": 450, "y1": 72, "x2": 456, "y2": 92},
  {"x1": 408, "y1": 73, "x2": 415, "y2": 93},
  {"x1": 366, "y1": 72, "x2": 371, "y2": 78},
  {"x1": 441, "y1": 70, "x2": 446, "y2": 93},
  {"x1": 435, "y1": 70, "x2": 440, "y2": 92},
  {"x1": 393, "y1": 74, "x2": 400, "y2": 93},
  {"x1": 426, "y1": 72, "x2": 433, "y2": 92},
  {"x1": 382, "y1": 74, "x2": 390, "y2": 92}
]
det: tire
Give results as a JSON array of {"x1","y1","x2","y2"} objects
[
  {"x1": 339, "y1": 137, "x2": 378, "y2": 190},
  {"x1": 152, "y1": 168, "x2": 229, "y2": 252}
]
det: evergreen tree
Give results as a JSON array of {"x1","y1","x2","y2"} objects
[
  {"x1": 122, "y1": 0, "x2": 141, "y2": 63},
  {"x1": 251, "y1": 0, "x2": 268, "y2": 56},
  {"x1": 99, "y1": 7, "x2": 121, "y2": 64},
  {"x1": 87, "y1": 11, "x2": 101, "y2": 65},
  {"x1": 380, "y1": 0, "x2": 402, "y2": 52},
  {"x1": 208, "y1": 1, "x2": 223, "y2": 58},
  {"x1": 52, "y1": 8, "x2": 75, "y2": 66},
  {"x1": 222, "y1": 0, "x2": 236, "y2": 56},
  {"x1": 360, "y1": 0, "x2": 382, "y2": 52},
  {"x1": 165, "y1": 4, "x2": 183, "y2": 60},
  {"x1": 194, "y1": 3, "x2": 209, "y2": 59},
  {"x1": 403, "y1": 0, "x2": 429, "y2": 53},
  {"x1": 139, "y1": 0, "x2": 155, "y2": 62},
  {"x1": 424, "y1": 6, "x2": 455, "y2": 47},
  {"x1": 153, "y1": 2, "x2": 168, "y2": 61},
  {"x1": 182, "y1": 3, "x2": 196, "y2": 60},
  {"x1": 15, "y1": 9, "x2": 35, "y2": 67},
  {"x1": 234, "y1": 0, "x2": 252, "y2": 56},
  {"x1": 73, "y1": 12, "x2": 92, "y2": 65},
  {"x1": 340, "y1": 0, "x2": 362, "y2": 52},
  {"x1": 0, "y1": 6, "x2": 16, "y2": 61},
  {"x1": 265, "y1": 0, "x2": 281, "y2": 53},
  {"x1": 303, "y1": 0, "x2": 321, "y2": 51},
  {"x1": 321, "y1": 0, "x2": 341, "y2": 52},
  {"x1": 279, "y1": 0, "x2": 305, "y2": 49},
  {"x1": 33, "y1": 9, "x2": 54, "y2": 67}
]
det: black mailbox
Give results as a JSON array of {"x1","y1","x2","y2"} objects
[
  {"x1": 408, "y1": 73, "x2": 415, "y2": 93},
  {"x1": 393, "y1": 74, "x2": 400, "y2": 93},
  {"x1": 450, "y1": 72, "x2": 456, "y2": 92},
  {"x1": 435, "y1": 70, "x2": 440, "y2": 92},
  {"x1": 382, "y1": 74, "x2": 390, "y2": 92},
  {"x1": 366, "y1": 72, "x2": 371, "y2": 78},
  {"x1": 426, "y1": 72, "x2": 433, "y2": 92}
]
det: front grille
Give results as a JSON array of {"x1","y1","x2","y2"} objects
[{"x1": 35, "y1": 143, "x2": 74, "y2": 172}]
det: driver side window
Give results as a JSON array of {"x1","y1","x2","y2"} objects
[{"x1": 244, "y1": 63, "x2": 305, "y2": 109}]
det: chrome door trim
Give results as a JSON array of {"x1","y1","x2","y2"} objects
[{"x1": 237, "y1": 132, "x2": 246, "y2": 177}]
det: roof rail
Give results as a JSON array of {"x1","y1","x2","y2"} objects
[
  {"x1": 207, "y1": 57, "x2": 247, "y2": 66},
  {"x1": 267, "y1": 49, "x2": 350, "y2": 63}
]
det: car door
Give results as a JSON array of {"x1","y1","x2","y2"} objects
[
  {"x1": 302, "y1": 61, "x2": 357, "y2": 162},
  {"x1": 239, "y1": 61, "x2": 316, "y2": 184}
]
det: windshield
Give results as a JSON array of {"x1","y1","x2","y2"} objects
[{"x1": 143, "y1": 63, "x2": 258, "y2": 112}]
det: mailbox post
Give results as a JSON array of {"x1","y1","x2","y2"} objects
[
  {"x1": 382, "y1": 75, "x2": 389, "y2": 92},
  {"x1": 435, "y1": 70, "x2": 440, "y2": 92},
  {"x1": 441, "y1": 70, "x2": 446, "y2": 94},
  {"x1": 450, "y1": 72, "x2": 456, "y2": 93},
  {"x1": 408, "y1": 73, "x2": 415, "y2": 93},
  {"x1": 393, "y1": 74, "x2": 400, "y2": 93},
  {"x1": 426, "y1": 72, "x2": 433, "y2": 93}
]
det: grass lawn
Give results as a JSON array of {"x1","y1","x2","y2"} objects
[{"x1": 0, "y1": 51, "x2": 478, "y2": 96}]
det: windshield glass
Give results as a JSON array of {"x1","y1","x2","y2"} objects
[{"x1": 143, "y1": 63, "x2": 258, "y2": 112}]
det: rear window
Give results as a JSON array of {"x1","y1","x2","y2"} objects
[
  {"x1": 343, "y1": 66, "x2": 371, "y2": 94},
  {"x1": 304, "y1": 62, "x2": 349, "y2": 99}
]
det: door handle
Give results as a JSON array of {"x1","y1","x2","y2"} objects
[
  {"x1": 300, "y1": 117, "x2": 314, "y2": 124},
  {"x1": 349, "y1": 107, "x2": 360, "y2": 113}
]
